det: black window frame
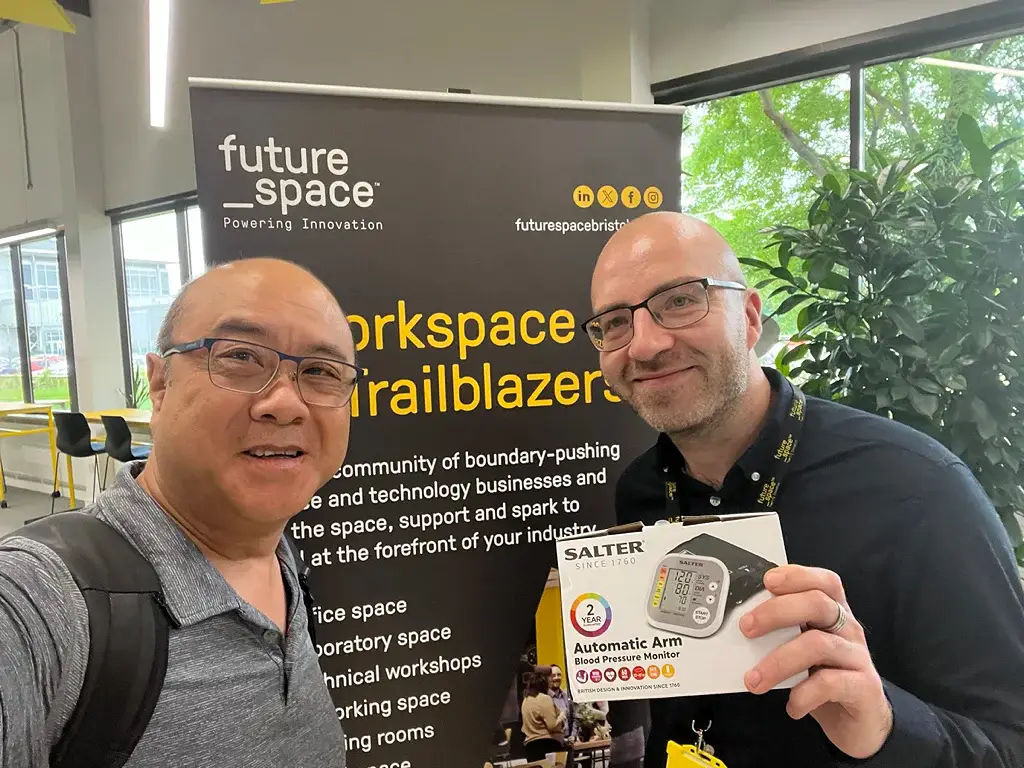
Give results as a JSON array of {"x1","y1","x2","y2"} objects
[
  {"x1": 0, "y1": 229, "x2": 78, "y2": 409},
  {"x1": 107, "y1": 191, "x2": 202, "y2": 406},
  {"x1": 650, "y1": 0, "x2": 1024, "y2": 172}
]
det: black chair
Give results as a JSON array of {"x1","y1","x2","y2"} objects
[
  {"x1": 39, "y1": 412, "x2": 107, "y2": 518},
  {"x1": 101, "y1": 415, "x2": 151, "y2": 471}
]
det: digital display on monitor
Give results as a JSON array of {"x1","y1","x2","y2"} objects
[{"x1": 662, "y1": 567, "x2": 696, "y2": 615}]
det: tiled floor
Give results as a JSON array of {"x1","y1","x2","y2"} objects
[{"x1": 0, "y1": 487, "x2": 76, "y2": 537}]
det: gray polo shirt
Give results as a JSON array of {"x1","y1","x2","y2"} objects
[{"x1": 0, "y1": 462, "x2": 346, "y2": 767}]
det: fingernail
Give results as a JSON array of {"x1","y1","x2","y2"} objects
[
  {"x1": 740, "y1": 614, "x2": 755, "y2": 634},
  {"x1": 746, "y1": 669, "x2": 762, "y2": 690},
  {"x1": 764, "y1": 570, "x2": 783, "y2": 589}
]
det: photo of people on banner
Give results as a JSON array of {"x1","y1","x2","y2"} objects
[{"x1": 483, "y1": 569, "x2": 611, "y2": 768}]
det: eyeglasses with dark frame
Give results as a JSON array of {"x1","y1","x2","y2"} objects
[
  {"x1": 161, "y1": 337, "x2": 364, "y2": 408},
  {"x1": 581, "y1": 277, "x2": 747, "y2": 352}
]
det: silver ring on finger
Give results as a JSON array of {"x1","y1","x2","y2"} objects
[{"x1": 824, "y1": 600, "x2": 847, "y2": 634}]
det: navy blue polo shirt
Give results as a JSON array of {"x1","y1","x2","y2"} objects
[{"x1": 611, "y1": 367, "x2": 1024, "y2": 768}]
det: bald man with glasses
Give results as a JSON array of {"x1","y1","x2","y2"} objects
[
  {"x1": 585, "y1": 212, "x2": 1024, "y2": 768},
  {"x1": 0, "y1": 258, "x2": 354, "y2": 767}
]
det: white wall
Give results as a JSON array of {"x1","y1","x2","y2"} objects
[
  {"x1": 56, "y1": 16, "x2": 125, "y2": 413},
  {"x1": 93, "y1": 0, "x2": 590, "y2": 210},
  {"x1": 649, "y1": 0, "x2": 1001, "y2": 83},
  {"x1": 0, "y1": 25, "x2": 64, "y2": 233}
]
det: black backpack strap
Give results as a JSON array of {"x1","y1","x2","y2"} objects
[
  {"x1": 282, "y1": 533, "x2": 318, "y2": 648},
  {"x1": 12, "y1": 512, "x2": 171, "y2": 768}
]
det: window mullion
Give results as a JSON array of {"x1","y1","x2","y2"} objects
[{"x1": 10, "y1": 244, "x2": 32, "y2": 403}]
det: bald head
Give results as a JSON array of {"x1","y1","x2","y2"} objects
[
  {"x1": 591, "y1": 212, "x2": 744, "y2": 308},
  {"x1": 156, "y1": 258, "x2": 345, "y2": 355},
  {"x1": 141, "y1": 258, "x2": 358, "y2": 536}
]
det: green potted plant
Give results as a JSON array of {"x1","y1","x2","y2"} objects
[
  {"x1": 572, "y1": 702, "x2": 607, "y2": 743},
  {"x1": 119, "y1": 365, "x2": 150, "y2": 409},
  {"x1": 746, "y1": 115, "x2": 1024, "y2": 566}
]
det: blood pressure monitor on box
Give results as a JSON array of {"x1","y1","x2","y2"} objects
[
  {"x1": 556, "y1": 512, "x2": 804, "y2": 703},
  {"x1": 646, "y1": 533, "x2": 777, "y2": 638}
]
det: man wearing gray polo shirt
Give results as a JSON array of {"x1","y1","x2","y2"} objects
[{"x1": 0, "y1": 258, "x2": 355, "y2": 767}]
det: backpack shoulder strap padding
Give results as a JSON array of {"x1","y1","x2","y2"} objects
[{"x1": 13, "y1": 512, "x2": 171, "y2": 768}]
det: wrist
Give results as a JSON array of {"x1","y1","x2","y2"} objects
[{"x1": 863, "y1": 696, "x2": 895, "y2": 758}]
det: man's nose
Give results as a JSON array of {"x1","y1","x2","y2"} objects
[
  {"x1": 627, "y1": 309, "x2": 674, "y2": 361},
  {"x1": 252, "y1": 365, "x2": 309, "y2": 422}
]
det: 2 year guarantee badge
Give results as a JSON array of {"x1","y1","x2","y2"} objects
[{"x1": 570, "y1": 593, "x2": 612, "y2": 637}]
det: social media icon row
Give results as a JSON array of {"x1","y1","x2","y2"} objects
[{"x1": 573, "y1": 185, "x2": 663, "y2": 210}]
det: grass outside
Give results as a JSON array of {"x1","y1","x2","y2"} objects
[{"x1": 0, "y1": 374, "x2": 71, "y2": 406}]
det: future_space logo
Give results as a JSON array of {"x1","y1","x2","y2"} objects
[
  {"x1": 217, "y1": 134, "x2": 380, "y2": 216},
  {"x1": 570, "y1": 593, "x2": 612, "y2": 637}
]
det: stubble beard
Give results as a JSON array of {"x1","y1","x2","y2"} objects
[{"x1": 623, "y1": 343, "x2": 751, "y2": 440}]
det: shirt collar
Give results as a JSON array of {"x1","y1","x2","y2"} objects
[
  {"x1": 94, "y1": 461, "x2": 296, "y2": 629},
  {"x1": 655, "y1": 367, "x2": 796, "y2": 485}
]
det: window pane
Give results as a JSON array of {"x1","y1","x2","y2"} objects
[
  {"x1": 20, "y1": 237, "x2": 70, "y2": 406},
  {"x1": 120, "y1": 211, "x2": 182, "y2": 409},
  {"x1": 865, "y1": 35, "x2": 1024, "y2": 177},
  {"x1": 681, "y1": 74, "x2": 851, "y2": 343},
  {"x1": 186, "y1": 206, "x2": 206, "y2": 278},
  {"x1": 0, "y1": 247, "x2": 26, "y2": 403}
]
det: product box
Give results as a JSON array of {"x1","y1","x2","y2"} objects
[{"x1": 554, "y1": 513, "x2": 806, "y2": 702}]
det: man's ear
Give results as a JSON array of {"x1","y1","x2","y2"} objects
[
  {"x1": 146, "y1": 353, "x2": 168, "y2": 412},
  {"x1": 745, "y1": 289, "x2": 764, "y2": 352}
]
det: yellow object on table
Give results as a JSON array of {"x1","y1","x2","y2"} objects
[
  {"x1": 0, "y1": 401, "x2": 73, "y2": 508},
  {"x1": 666, "y1": 741, "x2": 727, "y2": 768}
]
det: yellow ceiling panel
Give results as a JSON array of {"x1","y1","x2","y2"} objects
[{"x1": 0, "y1": 0, "x2": 76, "y2": 32}]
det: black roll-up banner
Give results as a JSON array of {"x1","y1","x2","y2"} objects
[{"x1": 188, "y1": 80, "x2": 682, "y2": 768}]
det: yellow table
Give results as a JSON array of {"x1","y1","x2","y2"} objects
[
  {"x1": 82, "y1": 408, "x2": 152, "y2": 429},
  {"x1": 0, "y1": 401, "x2": 72, "y2": 508}
]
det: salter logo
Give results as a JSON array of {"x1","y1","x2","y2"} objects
[
  {"x1": 217, "y1": 134, "x2": 380, "y2": 215},
  {"x1": 563, "y1": 541, "x2": 644, "y2": 561}
]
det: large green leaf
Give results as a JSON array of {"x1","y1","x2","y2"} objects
[
  {"x1": 883, "y1": 306, "x2": 925, "y2": 343},
  {"x1": 808, "y1": 258, "x2": 836, "y2": 285},
  {"x1": 819, "y1": 272, "x2": 850, "y2": 293},
  {"x1": 936, "y1": 342, "x2": 964, "y2": 367},
  {"x1": 773, "y1": 294, "x2": 814, "y2": 318},
  {"x1": 739, "y1": 257, "x2": 775, "y2": 272},
  {"x1": 770, "y1": 267, "x2": 797, "y2": 283},
  {"x1": 823, "y1": 173, "x2": 843, "y2": 197},
  {"x1": 909, "y1": 389, "x2": 939, "y2": 420},
  {"x1": 971, "y1": 398, "x2": 999, "y2": 441},
  {"x1": 910, "y1": 377, "x2": 943, "y2": 395},
  {"x1": 778, "y1": 240, "x2": 793, "y2": 271},
  {"x1": 957, "y1": 114, "x2": 993, "y2": 181},
  {"x1": 943, "y1": 373, "x2": 968, "y2": 391}
]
